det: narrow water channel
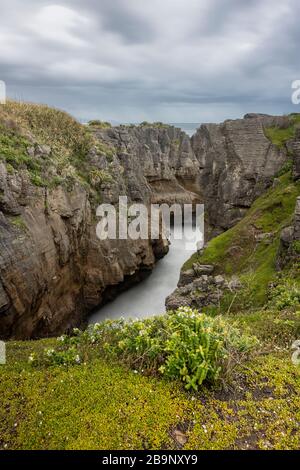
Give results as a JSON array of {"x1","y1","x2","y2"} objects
[{"x1": 89, "y1": 222, "x2": 202, "y2": 323}]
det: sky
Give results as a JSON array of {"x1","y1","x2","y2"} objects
[{"x1": 0, "y1": 0, "x2": 300, "y2": 123}]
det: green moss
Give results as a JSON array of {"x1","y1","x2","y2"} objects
[
  {"x1": 230, "y1": 309, "x2": 300, "y2": 348},
  {"x1": 183, "y1": 173, "x2": 300, "y2": 310},
  {"x1": 187, "y1": 353, "x2": 300, "y2": 450},
  {"x1": 29, "y1": 172, "x2": 48, "y2": 188},
  {"x1": 1, "y1": 339, "x2": 299, "y2": 450},
  {"x1": 292, "y1": 240, "x2": 300, "y2": 254},
  {"x1": 9, "y1": 215, "x2": 27, "y2": 231},
  {"x1": 264, "y1": 126, "x2": 295, "y2": 148},
  {"x1": 0, "y1": 341, "x2": 189, "y2": 450}
]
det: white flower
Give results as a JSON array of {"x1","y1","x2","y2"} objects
[
  {"x1": 28, "y1": 353, "x2": 35, "y2": 363},
  {"x1": 75, "y1": 355, "x2": 81, "y2": 364},
  {"x1": 46, "y1": 348, "x2": 55, "y2": 357}
]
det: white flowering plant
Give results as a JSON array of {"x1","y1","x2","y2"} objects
[{"x1": 28, "y1": 308, "x2": 257, "y2": 390}]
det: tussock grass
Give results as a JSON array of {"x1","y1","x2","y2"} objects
[
  {"x1": 0, "y1": 100, "x2": 97, "y2": 189},
  {"x1": 0, "y1": 100, "x2": 90, "y2": 159}
]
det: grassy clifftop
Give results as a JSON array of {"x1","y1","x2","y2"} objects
[
  {"x1": 183, "y1": 172, "x2": 300, "y2": 312},
  {"x1": 0, "y1": 100, "x2": 114, "y2": 193}
]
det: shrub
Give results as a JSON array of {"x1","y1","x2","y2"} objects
[
  {"x1": 88, "y1": 120, "x2": 111, "y2": 128},
  {"x1": 89, "y1": 169, "x2": 113, "y2": 186},
  {"x1": 29, "y1": 308, "x2": 258, "y2": 391},
  {"x1": 292, "y1": 240, "x2": 300, "y2": 254},
  {"x1": 268, "y1": 281, "x2": 300, "y2": 310}
]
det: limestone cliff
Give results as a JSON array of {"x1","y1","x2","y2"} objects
[
  {"x1": 0, "y1": 105, "x2": 198, "y2": 339},
  {"x1": 0, "y1": 102, "x2": 297, "y2": 339},
  {"x1": 191, "y1": 114, "x2": 288, "y2": 235},
  {"x1": 93, "y1": 124, "x2": 201, "y2": 205}
]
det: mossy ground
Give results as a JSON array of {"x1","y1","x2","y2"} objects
[{"x1": 0, "y1": 319, "x2": 299, "y2": 450}]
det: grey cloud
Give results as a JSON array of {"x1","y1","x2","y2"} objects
[{"x1": 1, "y1": 0, "x2": 300, "y2": 122}]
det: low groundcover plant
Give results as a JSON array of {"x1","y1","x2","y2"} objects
[{"x1": 29, "y1": 307, "x2": 258, "y2": 391}]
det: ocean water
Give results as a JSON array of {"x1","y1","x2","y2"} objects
[{"x1": 170, "y1": 123, "x2": 200, "y2": 137}]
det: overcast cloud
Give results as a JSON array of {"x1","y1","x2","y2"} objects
[{"x1": 0, "y1": 0, "x2": 299, "y2": 122}]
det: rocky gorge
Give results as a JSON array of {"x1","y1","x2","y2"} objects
[{"x1": 0, "y1": 102, "x2": 299, "y2": 339}]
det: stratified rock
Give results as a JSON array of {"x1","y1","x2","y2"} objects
[
  {"x1": 191, "y1": 115, "x2": 288, "y2": 234},
  {"x1": 0, "y1": 110, "x2": 296, "y2": 339},
  {"x1": 291, "y1": 128, "x2": 300, "y2": 180},
  {"x1": 94, "y1": 124, "x2": 201, "y2": 206},
  {"x1": 214, "y1": 275, "x2": 225, "y2": 286},
  {"x1": 280, "y1": 227, "x2": 294, "y2": 247},
  {"x1": 192, "y1": 263, "x2": 214, "y2": 276},
  {"x1": 178, "y1": 269, "x2": 195, "y2": 287},
  {"x1": 166, "y1": 273, "x2": 241, "y2": 311},
  {"x1": 276, "y1": 197, "x2": 300, "y2": 268},
  {"x1": 294, "y1": 197, "x2": 300, "y2": 240},
  {"x1": 165, "y1": 293, "x2": 191, "y2": 310},
  {"x1": 0, "y1": 280, "x2": 10, "y2": 314}
]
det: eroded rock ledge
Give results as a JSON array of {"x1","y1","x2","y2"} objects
[{"x1": 0, "y1": 110, "x2": 295, "y2": 339}]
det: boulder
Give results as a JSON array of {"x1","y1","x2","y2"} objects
[
  {"x1": 192, "y1": 263, "x2": 214, "y2": 276},
  {"x1": 178, "y1": 269, "x2": 195, "y2": 287}
]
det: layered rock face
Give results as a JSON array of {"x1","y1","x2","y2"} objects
[
  {"x1": 0, "y1": 123, "x2": 200, "y2": 339},
  {"x1": 0, "y1": 161, "x2": 170, "y2": 339},
  {"x1": 191, "y1": 114, "x2": 287, "y2": 234},
  {"x1": 291, "y1": 128, "x2": 300, "y2": 180},
  {"x1": 93, "y1": 125, "x2": 201, "y2": 205},
  {"x1": 277, "y1": 196, "x2": 300, "y2": 268},
  {"x1": 0, "y1": 110, "x2": 295, "y2": 339}
]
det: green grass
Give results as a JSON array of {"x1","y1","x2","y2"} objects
[
  {"x1": 139, "y1": 121, "x2": 170, "y2": 129},
  {"x1": 0, "y1": 100, "x2": 117, "y2": 210},
  {"x1": 264, "y1": 114, "x2": 300, "y2": 148},
  {"x1": 0, "y1": 101, "x2": 104, "y2": 191},
  {"x1": 87, "y1": 120, "x2": 112, "y2": 128},
  {"x1": 183, "y1": 173, "x2": 300, "y2": 310}
]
